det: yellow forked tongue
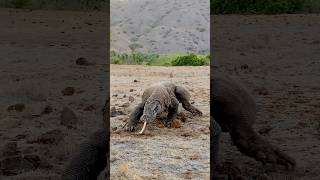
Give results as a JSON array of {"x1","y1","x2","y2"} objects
[{"x1": 138, "y1": 121, "x2": 147, "y2": 134}]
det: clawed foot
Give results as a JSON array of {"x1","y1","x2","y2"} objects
[
  {"x1": 125, "y1": 122, "x2": 137, "y2": 132},
  {"x1": 255, "y1": 145, "x2": 296, "y2": 169},
  {"x1": 191, "y1": 108, "x2": 203, "y2": 116}
]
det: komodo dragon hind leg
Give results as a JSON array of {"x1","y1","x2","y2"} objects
[
  {"x1": 126, "y1": 102, "x2": 144, "y2": 132},
  {"x1": 174, "y1": 86, "x2": 202, "y2": 116}
]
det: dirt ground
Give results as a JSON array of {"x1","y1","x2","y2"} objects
[
  {"x1": 0, "y1": 6, "x2": 319, "y2": 180},
  {"x1": 0, "y1": 8, "x2": 107, "y2": 179},
  {"x1": 110, "y1": 65, "x2": 210, "y2": 179},
  {"x1": 212, "y1": 14, "x2": 320, "y2": 179}
]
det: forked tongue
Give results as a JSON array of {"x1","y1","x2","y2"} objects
[{"x1": 138, "y1": 121, "x2": 147, "y2": 134}]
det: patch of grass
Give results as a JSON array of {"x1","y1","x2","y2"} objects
[
  {"x1": 211, "y1": 0, "x2": 320, "y2": 14},
  {"x1": 110, "y1": 51, "x2": 209, "y2": 66}
]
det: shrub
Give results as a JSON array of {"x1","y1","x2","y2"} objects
[{"x1": 171, "y1": 53, "x2": 209, "y2": 66}]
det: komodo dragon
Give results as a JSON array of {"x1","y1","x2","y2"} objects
[
  {"x1": 61, "y1": 76, "x2": 296, "y2": 180},
  {"x1": 126, "y1": 82, "x2": 203, "y2": 134},
  {"x1": 211, "y1": 75, "x2": 296, "y2": 176}
]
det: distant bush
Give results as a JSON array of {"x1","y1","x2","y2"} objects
[
  {"x1": 171, "y1": 53, "x2": 209, "y2": 66},
  {"x1": 111, "y1": 51, "x2": 209, "y2": 66},
  {"x1": 211, "y1": 0, "x2": 320, "y2": 14}
]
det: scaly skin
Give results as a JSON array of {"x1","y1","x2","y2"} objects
[
  {"x1": 126, "y1": 82, "x2": 202, "y2": 132},
  {"x1": 211, "y1": 75, "x2": 296, "y2": 172}
]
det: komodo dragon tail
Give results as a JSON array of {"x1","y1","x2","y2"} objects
[
  {"x1": 230, "y1": 126, "x2": 296, "y2": 169},
  {"x1": 62, "y1": 99, "x2": 109, "y2": 180}
]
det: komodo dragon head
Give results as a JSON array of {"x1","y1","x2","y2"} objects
[{"x1": 138, "y1": 100, "x2": 162, "y2": 134}]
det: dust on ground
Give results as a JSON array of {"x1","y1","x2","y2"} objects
[
  {"x1": 110, "y1": 65, "x2": 210, "y2": 179},
  {"x1": 212, "y1": 14, "x2": 320, "y2": 179},
  {"x1": 0, "y1": 8, "x2": 107, "y2": 179}
]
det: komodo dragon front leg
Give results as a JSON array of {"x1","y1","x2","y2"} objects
[
  {"x1": 174, "y1": 86, "x2": 203, "y2": 116},
  {"x1": 126, "y1": 102, "x2": 144, "y2": 131},
  {"x1": 163, "y1": 97, "x2": 179, "y2": 127}
]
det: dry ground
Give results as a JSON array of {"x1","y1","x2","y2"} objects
[
  {"x1": 212, "y1": 14, "x2": 320, "y2": 179},
  {"x1": 0, "y1": 8, "x2": 107, "y2": 179},
  {"x1": 110, "y1": 65, "x2": 210, "y2": 179}
]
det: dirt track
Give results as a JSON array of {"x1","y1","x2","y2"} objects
[
  {"x1": 212, "y1": 14, "x2": 320, "y2": 179},
  {"x1": 110, "y1": 65, "x2": 210, "y2": 179}
]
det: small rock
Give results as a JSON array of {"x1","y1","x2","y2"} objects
[
  {"x1": 62, "y1": 87, "x2": 75, "y2": 96},
  {"x1": 129, "y1": 89, "x2": 134, "y2": 92},
  {"x1": 76, "y1": 57, "x2": 95, "y2": 66},
  {"x1": 60, "y1": 107, "x2": 78, "y2": 128},
  {"x1": 2, "y1": 142, "x2": 19, "y2": 157},
  {"x1": 84, "y1": 105, "x2": 96, "y2": 111},
  {"x1": 169, "y1": 72, "x2": 174, "y2": 78},
  {"x1": 171, "y1": 119, "x2": 182, "y2": 128},
  {"x1": 199, "y1": 127, "x2": 210, "y2": 134},
  {"x1": 15, "y1": 134, "x2": 27, "y2": 140},
  {"x1": 110, "y1": 107, "x2": 125, "y2": 117},
  {"x1": 0, "y1": 156, "x2": 34, "y2": 175},
  {"x1": 133, "y1": 79, "x2": 138, "y2": 82},
  {"x1": 189, "y1": 154, "x2": 200, "y2": 160},
  {"x1": 35, "y1": 129, "x2": 64, "y2": 145},
  {"x1": 7, "y1": 104, "x2": 25, "y2": 112},
  {"x1": 240, "y1": 64, "x2": 249, "y2": 70},
  {"x1": 258, "y1": 126, "x2": 272, "y2": 135},
  {"x1": 110, "y1": 107, "x2": 117, "y2": 117},
  {"x1": 42, "y1": 105, "x2": 53, "y2": 114},
  {"x1": 254, "y1": 87, "x2": 269, "y2": 95},
  {"x1": 24, "y1": 154, "x2": 41, "y2": 168},
  {"x1": 129, "y1": 96, "x2": 134, "y2": 102},
  {"x1": 112, "y1": 127, "x2": 117, "y2": 131},
  {"x1": 119, "y1": 102, "x2": 130, "y2": 108}
]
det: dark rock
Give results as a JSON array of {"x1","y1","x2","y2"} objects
[
  {"x1": 60, "y1": 107, "x2": 78, "y2": 128},
  {"x1": 0, "y1": 156, "x2": 34, "y2": 175},
  {"x1": 35, "y1": 129, "x2": 64, "y2": 145},
  {"x1": 24, "y1": 154, "x2": 41, "y2": 168},
  {"x1": 84, "y1": 105, "x2": 96, "y2": 111},
  {"x1": 2, "y1": 142, "x2": 19, "y2": 157},
  {"x1": 129, "y1": 96, "x2": 135, "y2": 102},
  {"x1": 119, "y1": 102, "x2": 130, "y2": 108},
  {"x1": 42, "y1": 105, "x2": 53, "y2": 114},
  {"x1": 75, "y1": 57, "x2": 95, "y2": 66},
  {"x1": 7, "y1": 104, "x2": 25, "y2": 112},
  {"x1": 61, "y1": 87, "x2": 75, "y2": 96},
  {"x1": 110, "y1": 107, "x2": 125, "y2": 117}
]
